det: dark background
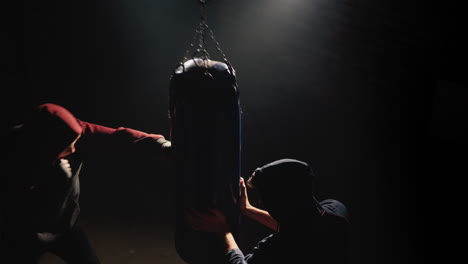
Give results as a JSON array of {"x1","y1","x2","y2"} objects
[{"x1": 3, "y1": 0, "x2": 446, "y2": 263}]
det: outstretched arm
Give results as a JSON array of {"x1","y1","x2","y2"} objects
[
  {"x1": 78, "y1": 122, "x2": 172, "y2": 160},
  {"x1": 239, "y1": 177, "x2": 279, "y2": 231}
]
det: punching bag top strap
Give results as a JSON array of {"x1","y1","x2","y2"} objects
[{"x1": 173, "y1": 59, "x2": 237, "y2": 91}]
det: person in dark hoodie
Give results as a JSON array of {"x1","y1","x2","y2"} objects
[
  {"x1": 185, "y1": 158, "x2": 350, "y2": 264},
  {"x1": 1, "y1": 103, "x2": 172, "y2": 264}
]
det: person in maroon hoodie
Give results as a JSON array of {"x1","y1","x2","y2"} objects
[{"x1": 1, "y1": 103, "x2": 172, "y2": 263}]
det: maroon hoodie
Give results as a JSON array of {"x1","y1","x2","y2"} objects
[{"x1": 2, "y1": 103, "x2": 169, "y2": 241}]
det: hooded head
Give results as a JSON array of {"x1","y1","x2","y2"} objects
[
  {"x1": 247, "y1": 158, "x2": 319, "y2": 224},
  {"x1": 22, "y1": 103, "x2": 83, "y2": 163}
]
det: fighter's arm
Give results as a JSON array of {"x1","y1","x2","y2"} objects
[
  {"x1": 78, "y1": 121, "x2": 172, "y2": 160},
  {"x1": 239, "y1": 177, "x2": 279, "y2": 231}
]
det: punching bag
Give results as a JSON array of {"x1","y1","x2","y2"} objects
[{"x1": 169, "y1": 58, "x2": 241, "y2": 264}]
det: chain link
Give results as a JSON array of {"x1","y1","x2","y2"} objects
[{"x1": 181, "y1": 0, "x2": 232, "y2": 71}]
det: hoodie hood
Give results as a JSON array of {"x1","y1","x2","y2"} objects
[
  {"x1": 249, "y1": 158, "x2": 321, "y2": 223},
  {"x1": 23, "y1": 103, "x2": 83, "y2": 163}
]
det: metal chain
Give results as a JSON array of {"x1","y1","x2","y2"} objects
[
  {"x1": 181, "y1": 0, "x2": 230, "y2": 65},
  {"x1": 205, "y1": 23, "x2": 230, "y2": 66},
  {"x1": 177, "y1": 0, "x2": 236, "y2": 79}
]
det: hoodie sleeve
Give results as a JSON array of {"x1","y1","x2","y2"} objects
[{"x1": 76, "y1": 121, "x2": 170, "y2": 160}]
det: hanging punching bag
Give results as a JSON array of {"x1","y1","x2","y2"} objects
[{"x1": 169, "y1": 58, "x2": 241, "y2": 264}]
